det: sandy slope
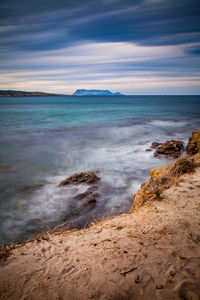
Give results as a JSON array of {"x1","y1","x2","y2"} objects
[{"x1": 0, "y1": 169, "x2": 200, "y2": 300}]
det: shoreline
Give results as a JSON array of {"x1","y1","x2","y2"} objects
[{"x1": 0, "y1": 131, "x2": 200, "y2": 299}]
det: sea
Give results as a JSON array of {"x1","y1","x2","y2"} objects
[{"x1": 0, "y1": 95, "x2": 200, "y2": 246}]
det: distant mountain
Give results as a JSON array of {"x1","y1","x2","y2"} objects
[
  {"x1": 73, "y1": 89, "x2": 123, "y2": 96},
  {"x1": 0, "y1": 90, "x2": 67, "y2": 97}
]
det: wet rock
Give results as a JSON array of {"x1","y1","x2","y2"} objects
[
  {"x1": 76, "y1": 187, "x2": 99, "y2": 208},
  {"x1": 75, "y1": 186, "x2": 98, "y2": 200},
  {"x1": 83, "y1": 196, "x2": 96, "y2": 207},
  {"x1": 72, "y1": 194, "x2": 97, "y2": 216},
  {"x1": 154, "y1": 140, "x2": 184, "y2": 158},
  {"x1": 58, "y1": 171, "x2": 100, "y2": 186},
  {"x1": 151, "y1": 142, "x2": 162, "y2": 149},
  {"x1": 186, "y1": 130, "x2": 200, "y2": 155},
  {"x1": 72, "y1": 185, "x2": 99, "y2": 215},
  {"x1": 145, "y1": 148, "x2": 152, "y2": 152}
]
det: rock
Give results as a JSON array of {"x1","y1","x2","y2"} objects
[
  {"x1": 58, "y1": 171, "x2": 100, "y2": 186},
  {"x1": 186, "y1": 130, "x2": 200, "y2": 155},
  {"x1": 151, "y1": 142, "x2": 162, "y2": 149},
  {"x1": 133, "y1": 164, "x2": 172, "y2": 209},
  {"x1": 74, "y1": 186, "x2": 98, "y2": 200},
  {"x1": 73, "y1": 186, "x2": 99, "y2": 214},
  {"x1": 154, "y1": 140, "x2": 184, "y2": 158},
  {"x1": 83, "y1": 196, "x2": 96, "y2": 207},
  {"x1": 145, "y1": 148, "x2": 152, "y2": 152},
  {"x1": 150, "y1": 166, "x2": 170, "y2": 178},
  {"x1": 72, "y1": 194, "x2": 97, "y2": 215}
]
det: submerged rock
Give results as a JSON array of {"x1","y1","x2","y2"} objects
[
  {"x1": 154, "y1": 140, "x2": 184, "y2": 158},
  {"x1": 186, "y1": 130, "x2": 200, "y2": 155},
  {"x1": 21, "y1": 183, "x2": 46, "y2": 193},
  {"x1": 58, "y1": 171, "x2": 100, "y2": 186}
]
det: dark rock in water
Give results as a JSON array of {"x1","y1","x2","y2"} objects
[
  {"x1": 21, "y1": 183, "x2": 46, "y2": 193},
  {"x1": 75, "y1": 186, "x2": 99, "y2": 212},
  {"x1": 72, "y1": 194, "x2": 97, "y2": 216},
  {"x1": 58, "y1": 171, "x2": 100, "y2": 186},
  {"x1": 83, "y1": 196, "x2": 97, "y2": 207},
  {"x1": 186, "y1": 130, "x2": 200, "y2": 155},
  {"x1": 151, "y1": 142, "x2": 163, "y2": 149},
  {"x1": 154, "y1": 140, "x2": 184, "y2": 158},
  {"x1": 75, "y1": 186, "x2": 98, "y2": 200},
  {"x1": 145, "y1": 148, "x2": 152, "y2": 152}
]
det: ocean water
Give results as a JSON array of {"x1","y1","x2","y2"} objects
[{"x1": 0, "y1": 95, "x2": 200, "y2": 246}]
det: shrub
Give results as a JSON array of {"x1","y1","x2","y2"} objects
[{"x1": 171, "y1": 158, "x2": 196, "y2": 177}]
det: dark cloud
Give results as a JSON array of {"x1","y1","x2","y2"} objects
[{"x1": 0, "y1": 0, "x2": 200, "y2": 51}]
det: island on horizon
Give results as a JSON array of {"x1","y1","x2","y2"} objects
[
  {"x1": 73, "y1": 89, "x2": 123, "y2": 96},
  {"x1": 0, "y1": 90, "x2": 67, "y2": 97},
  {"x1": 0, "y1": 89, "x2": 124, "y2": 97}
]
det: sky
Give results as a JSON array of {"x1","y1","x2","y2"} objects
[{"x1": 0, "y1": 0, "x2": 200, "y2": 95}]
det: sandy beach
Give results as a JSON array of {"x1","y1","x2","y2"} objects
[{"x1": 0, "y1": 151, "x2": 200, "y2": 299}]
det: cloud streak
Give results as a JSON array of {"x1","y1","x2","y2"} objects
[{"x1": 0, "y1": 0, "x2": 200, "y2": 94}]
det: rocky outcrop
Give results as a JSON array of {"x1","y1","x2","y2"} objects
[
  {"x1": 74, "y1": 186, "x2": 99, "y2": 211},
  {"x1": 154, "y1": 140, "x2": 184, "y2": 158},
  {"x1": 186, "y1": 130, "x2": 200, "y2": 155},
  {"x1": 75, "y1": 186, "x2": 98, "y2": 200},
  {"x1": 133, "y1": 165, "x2": 171, "y2": 208},
  {"x1": 133, "y1": 153, "x2": 199, "y2": 209},
  {"x1": 58, "y1": 171, "x2": 100, "y2": 186},
  {"x1": 73, "y1": 186, "x2": 99, "y2": 215},
  {"x1": 58, "y1": 172, "x2": 100, "y2": 214},
  {"x1": 151, "y1": 142, "x2": 162, "y2": 149}
]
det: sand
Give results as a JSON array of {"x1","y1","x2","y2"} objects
[{"x1": 0, "y1": 168, "x2": 200, "y2": 300}]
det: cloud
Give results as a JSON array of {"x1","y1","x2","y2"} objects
[
  {"x1": 0, "y1": 0, "x2": 200, "y2": 94},
  {"x1": 0, "y1": 41, "x2": 200, "y2": 94}
]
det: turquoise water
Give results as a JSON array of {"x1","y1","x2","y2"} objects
[{"x1": 0, "y1": 95, "x2": 200, "y2": 246}]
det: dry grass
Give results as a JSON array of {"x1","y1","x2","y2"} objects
[
  {"x1": 171, "y1": 158, "x2": 196, "y2": 177},
  {"x1": 0, "y1": 239, "x2": 34, "y2": 262}
]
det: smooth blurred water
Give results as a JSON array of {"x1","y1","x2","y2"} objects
[{"x1": 0, "y1": 95, "x2": 200, "y2": 246}]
